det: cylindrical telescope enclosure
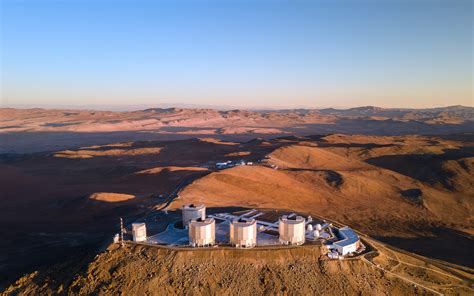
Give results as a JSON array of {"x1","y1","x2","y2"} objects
[
  {"x1": 132, "y1": 222, "x2": 147, "y2": 242},
  {"x1": 182, "y1": 204, "x2": 206, "y2": 227},
  {"x1": 279, "y1": 215, "x2": 305, "y2": 245},
  {"x1": 189, "y1": 217, "x2": 215, "y2": 247},
  {"x1": 230, "y1": 219, "x2": 257, "y2": 248}
]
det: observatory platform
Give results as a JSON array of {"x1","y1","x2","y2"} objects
[{"x1": 129, "y1": 207, "x2": 365, "y2": 257}]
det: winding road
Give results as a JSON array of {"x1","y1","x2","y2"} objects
[{"x1": 361, "y1": 252, "x2": 444, "y2": 295}]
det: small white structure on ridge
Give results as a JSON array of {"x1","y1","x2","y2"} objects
[
  {"x1": 313, "y1": 229, "x2": 320, "y2": 239},
  {"x1": 132, "y1": 222, "x2": 147, "y2": 242}
]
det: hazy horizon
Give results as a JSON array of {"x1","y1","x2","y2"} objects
[
  {"x1": 1, "y1": 0, "x2": 473, "y2": 108},
  {"x1": 2, "y1": 102, "x2": 472, "y2": 112}
]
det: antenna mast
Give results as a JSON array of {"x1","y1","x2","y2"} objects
[{"x1": 120, "y1": 217, "x2": 124, "y2": 247}]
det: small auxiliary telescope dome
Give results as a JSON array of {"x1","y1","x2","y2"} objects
[{"x1": 313, "y1": 230, "x2": 320, "y2": 239}]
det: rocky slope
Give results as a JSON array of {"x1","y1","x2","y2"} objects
[{"x1": 6, "y1": 243, "x2": 473, "y2": 295}]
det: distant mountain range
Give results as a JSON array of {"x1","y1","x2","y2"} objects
[
  {"x1": 1, "y1": 105, "x2": 472, "y2": 133},
  {"x1": 0, "y1": 105, "x2": 472, "y2": 153}
]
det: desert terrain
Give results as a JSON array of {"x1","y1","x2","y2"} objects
[
  {"x1": 1, "y1": 106, "x2": 472, "y2": 153},
  {"x1": 177, "y1": 134, "x2": 474, "y2": 265},
  {"x1": 1, "y1": 106, "x2": 473, "y2": 294}
]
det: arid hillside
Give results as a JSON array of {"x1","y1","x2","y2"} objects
[
  {"x1": 177, "y1": 134, "x2": 474, "y2": 267},
  {"x1": 1, "y1": 133, "x2": 473, "y2": 294}
]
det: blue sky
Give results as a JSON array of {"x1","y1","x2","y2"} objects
[{"x1": 1, "y1": 0, "x2": 472, "y2": 109}]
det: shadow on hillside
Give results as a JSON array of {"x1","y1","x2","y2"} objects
[
  {"x1": 0, "y1": 193, "x2": 154, "y2": 291},
  {"x1": 291, "y1": 118, "x2": 474, "y2": 136},
  {"x1": 283, "y1": 168, "x2": 344, "y2": 188},
  {"x1": 273, "y1": 134, "x2": 397, "y2": 148},
  {"x1": 0, "y1": 230, "x2": 108, "y2": 292},
  {"x1": 0, "y1": 131, "x2": 288, "y2": 154},
  {"x1": 319, "y1": 142, "x2": 397, "y2": 148},
  {"x1": 3, "y1": 117, "x2": 474, "y2": 154},
  {"x1": 366, "y1": 147, "x2": 474, "y2": 189},
  {"x1": 375, "y1": 227, "x2": 474, "y2": 268}
]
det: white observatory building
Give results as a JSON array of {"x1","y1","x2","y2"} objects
[
  {"x1": 182, "y1": 204, "x2": 206, "y2": 227},
  {"x1": 278, "y1": 215, "x2": 305, "y2": 245},
  {"x1": 189, "y1": 217, "x2": 215, "y2": 247},
  {"x1": 332, "y1": 226, "x2": 360, "y2": 256},
  {"x1": 230, "y1": 218, "x2": 257, "y2": 248},
  {"x1": 132, "y1": 222, "x2": 147, "y2": 242}
]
